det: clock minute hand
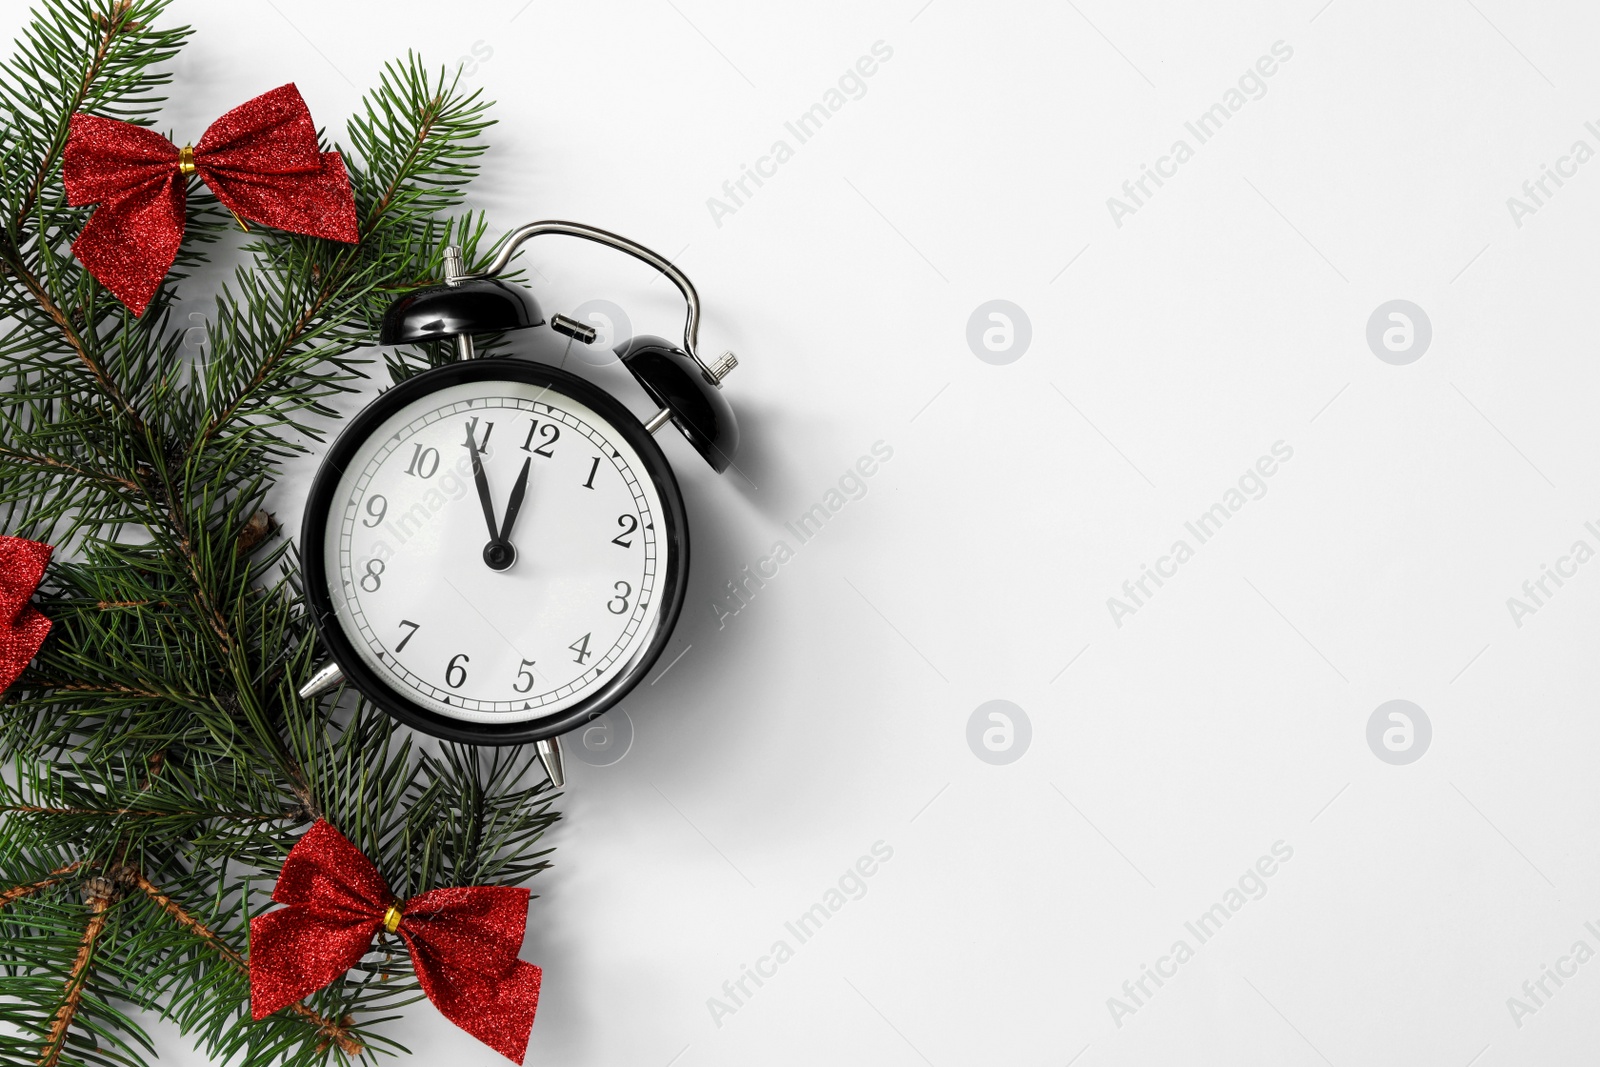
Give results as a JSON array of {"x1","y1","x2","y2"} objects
[
  {"x1": 498, "y1": 457, "x2": 533, "y2": 544},
  {"x1": 465, "y1": 425, "x2": 499, "y2": 543}
]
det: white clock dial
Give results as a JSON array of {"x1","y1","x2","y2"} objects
[{"x1": 321, "y1": 376, "x2": 671, "y2": 724}]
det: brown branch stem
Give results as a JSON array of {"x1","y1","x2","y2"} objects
[
  {"x1": 51, "y1": 681, "x2": 206, "y2": 704},
  {"x1": 10, "y1": 263, "x2": 143, "y2": 430},
  {"x1": 0, "y1": 445, "x2": 141, "y2": 492},
  {"x1": 35, "y1": 883, "x2": 111, "y2": 1067},
  {"x1": 1, "y1": 806, "x2": 290, "y2": 821},
  {"x1": 12, "y1": 8, "x2": 123, "y2": 227},
  {"x1": 0, "y1": 863, "x2": 82, "y2": 911},
  {"x1": 124, "y1": 871, "x2": 363, "y2": 1055}
]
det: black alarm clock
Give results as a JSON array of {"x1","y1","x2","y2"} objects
[{"x1": 297, "y1": 221, "x2": 738, "y2": 787}]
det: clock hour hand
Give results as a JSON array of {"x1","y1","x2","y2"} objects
[
  {"x1": 466, "y1": 431, "x2": 498, "y2": 536},
  {"x1": 498, "y1": 457, "x2": 533, "y2": 544}
]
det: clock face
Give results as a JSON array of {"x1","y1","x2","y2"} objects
[{"x1": 308, "y1": 362, "x2": 686, "y2": 736}]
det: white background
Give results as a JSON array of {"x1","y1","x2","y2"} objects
[{"x1": 7, "y1": 1, "x2": 1600, "y2": 1064}]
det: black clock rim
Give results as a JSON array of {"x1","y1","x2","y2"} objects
[{"x1": 300, "y1": 356, "x2": 690, "y2": 746}]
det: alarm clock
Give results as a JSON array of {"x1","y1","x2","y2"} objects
[{"x1": 297, "y1": 221, "x2": 739, "y2": 787}]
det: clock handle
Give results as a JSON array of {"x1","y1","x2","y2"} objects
[{"x1": 470, "y1": 220, "x2": 719, "y2": 377}]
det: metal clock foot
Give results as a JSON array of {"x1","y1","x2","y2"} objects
[
  {"x1": 297, "y1": 662, "x2": 345, "y2": 700},
  {"x1": 537, "y1": 736, "x2": 565, "y2": 789}
]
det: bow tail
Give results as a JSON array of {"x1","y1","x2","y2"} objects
[
  {"x1": 0, "y1": 537, "x2": 52, "y2": 614},
  {"x1": 203, "y1": 152, "x2": 359, "y2": 245},
  {"x1": 0, "y1": 605, "x2": 50, "y2": 695},
  {"x1": 409, "y1": 941, "x2": 542, "y2": 1064},
  {"x1": 0, "y1": 537, "x2": 52, "y2": 694},
  {"x1": 71, "y1": 178, "x2": 187, "y2": 316},
  {"x1": 248, "y1": 907, "x2": 380, "y2": 1020}
]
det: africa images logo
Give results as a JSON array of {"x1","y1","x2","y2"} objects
[
  {"x1": 705, "y1": 41, "x2": 895, "y2": 228},
  {"x1": 1107, "y1": 841, "x2": 1295, "y2": 1028},
  {"x1": 1106, "y1": 442, "x2": 1294, "y2": 627},
  {"x1": 705, "y1": 842, "x2": 895, "y2": 1027},
  {"x1": 1105, "y1": 40, "x2": 1294, "y2": 228}
]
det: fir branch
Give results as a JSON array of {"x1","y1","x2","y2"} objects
[
  {"x1": 0, "y1": 4, "x2": 560, "y2": 1064},
  {"x1": 7, "y1": 259, "x2": 144, "y2": 429},
  {"x1": 0, "y1": 863, "x2": 81, "y2": 911},
  {"x1": 8, "y1": 0, "x2": 169, "y2": 227},
  {"x1": 0, "y1": 442, "x2": 140, "y2": 492},
  {"x1": 121, "y1": 868, "x2": 364, "y2": 1056},
  {"x1": 36, "y1": 876, "x2": 114, "y2": 1067}
]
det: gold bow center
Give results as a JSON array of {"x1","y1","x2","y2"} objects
[
  {"x1": 177, "y1": 144, "x2": 196, "y2": 175},
  {"x1": 382, "y1": 903, "x2": 403, "y2": 933}
]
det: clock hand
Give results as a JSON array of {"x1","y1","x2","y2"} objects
[
  {"x1": 464, "y1": 423, "x2": 499, "y2": 545},
  {"x1": 498, "y1": 457, "x2": 533, "y2": 544}
]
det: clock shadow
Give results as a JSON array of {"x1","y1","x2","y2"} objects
[{"x1": 491, "y1": 328, "x2": 810, "y2": 809}]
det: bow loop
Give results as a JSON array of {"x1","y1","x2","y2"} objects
[
  {"x1": 268, "y1": 819, "x2": 392, "y2": 918},
  {"x1": 0, "y1": 536, "x2": 53, "y2": 698},
  {"x1": 63, "y1": 83, "x2": 358, "y2": 315},
  {"x1": 192, "y1": 83, "x2": 327, "y2": 173},
  {"x1": 63, "y1": 114, "x2": 180, "y2": 203},
  {"x1": 250, "y1": 821, "x2": 541, "y2": 1064}
]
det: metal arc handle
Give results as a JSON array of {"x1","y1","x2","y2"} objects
[{"x1": 473, "y1": 220, "x2": 706, "y2": 369}]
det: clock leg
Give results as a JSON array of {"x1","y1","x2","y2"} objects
[
  {"x1": 536, "y1": 736, "x2": 565, "y2": 789},
  {"x1": 296, "y1": 662, "x2": 345, "y2": 701}
]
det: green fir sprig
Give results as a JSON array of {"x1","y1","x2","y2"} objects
[{"x1": 0, "y1": 3, "x2": 558, "y2": 1065}]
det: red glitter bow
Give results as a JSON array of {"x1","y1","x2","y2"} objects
[
  {"x1": 249, "y1": 820, "x2": 542, "y2": 1063},
  {"x1": 0, "y1": 536, "x2": 52, "y2": 697},
  {"x1": 63, "y1": 83, "x2": 359, "y2": 315}
]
